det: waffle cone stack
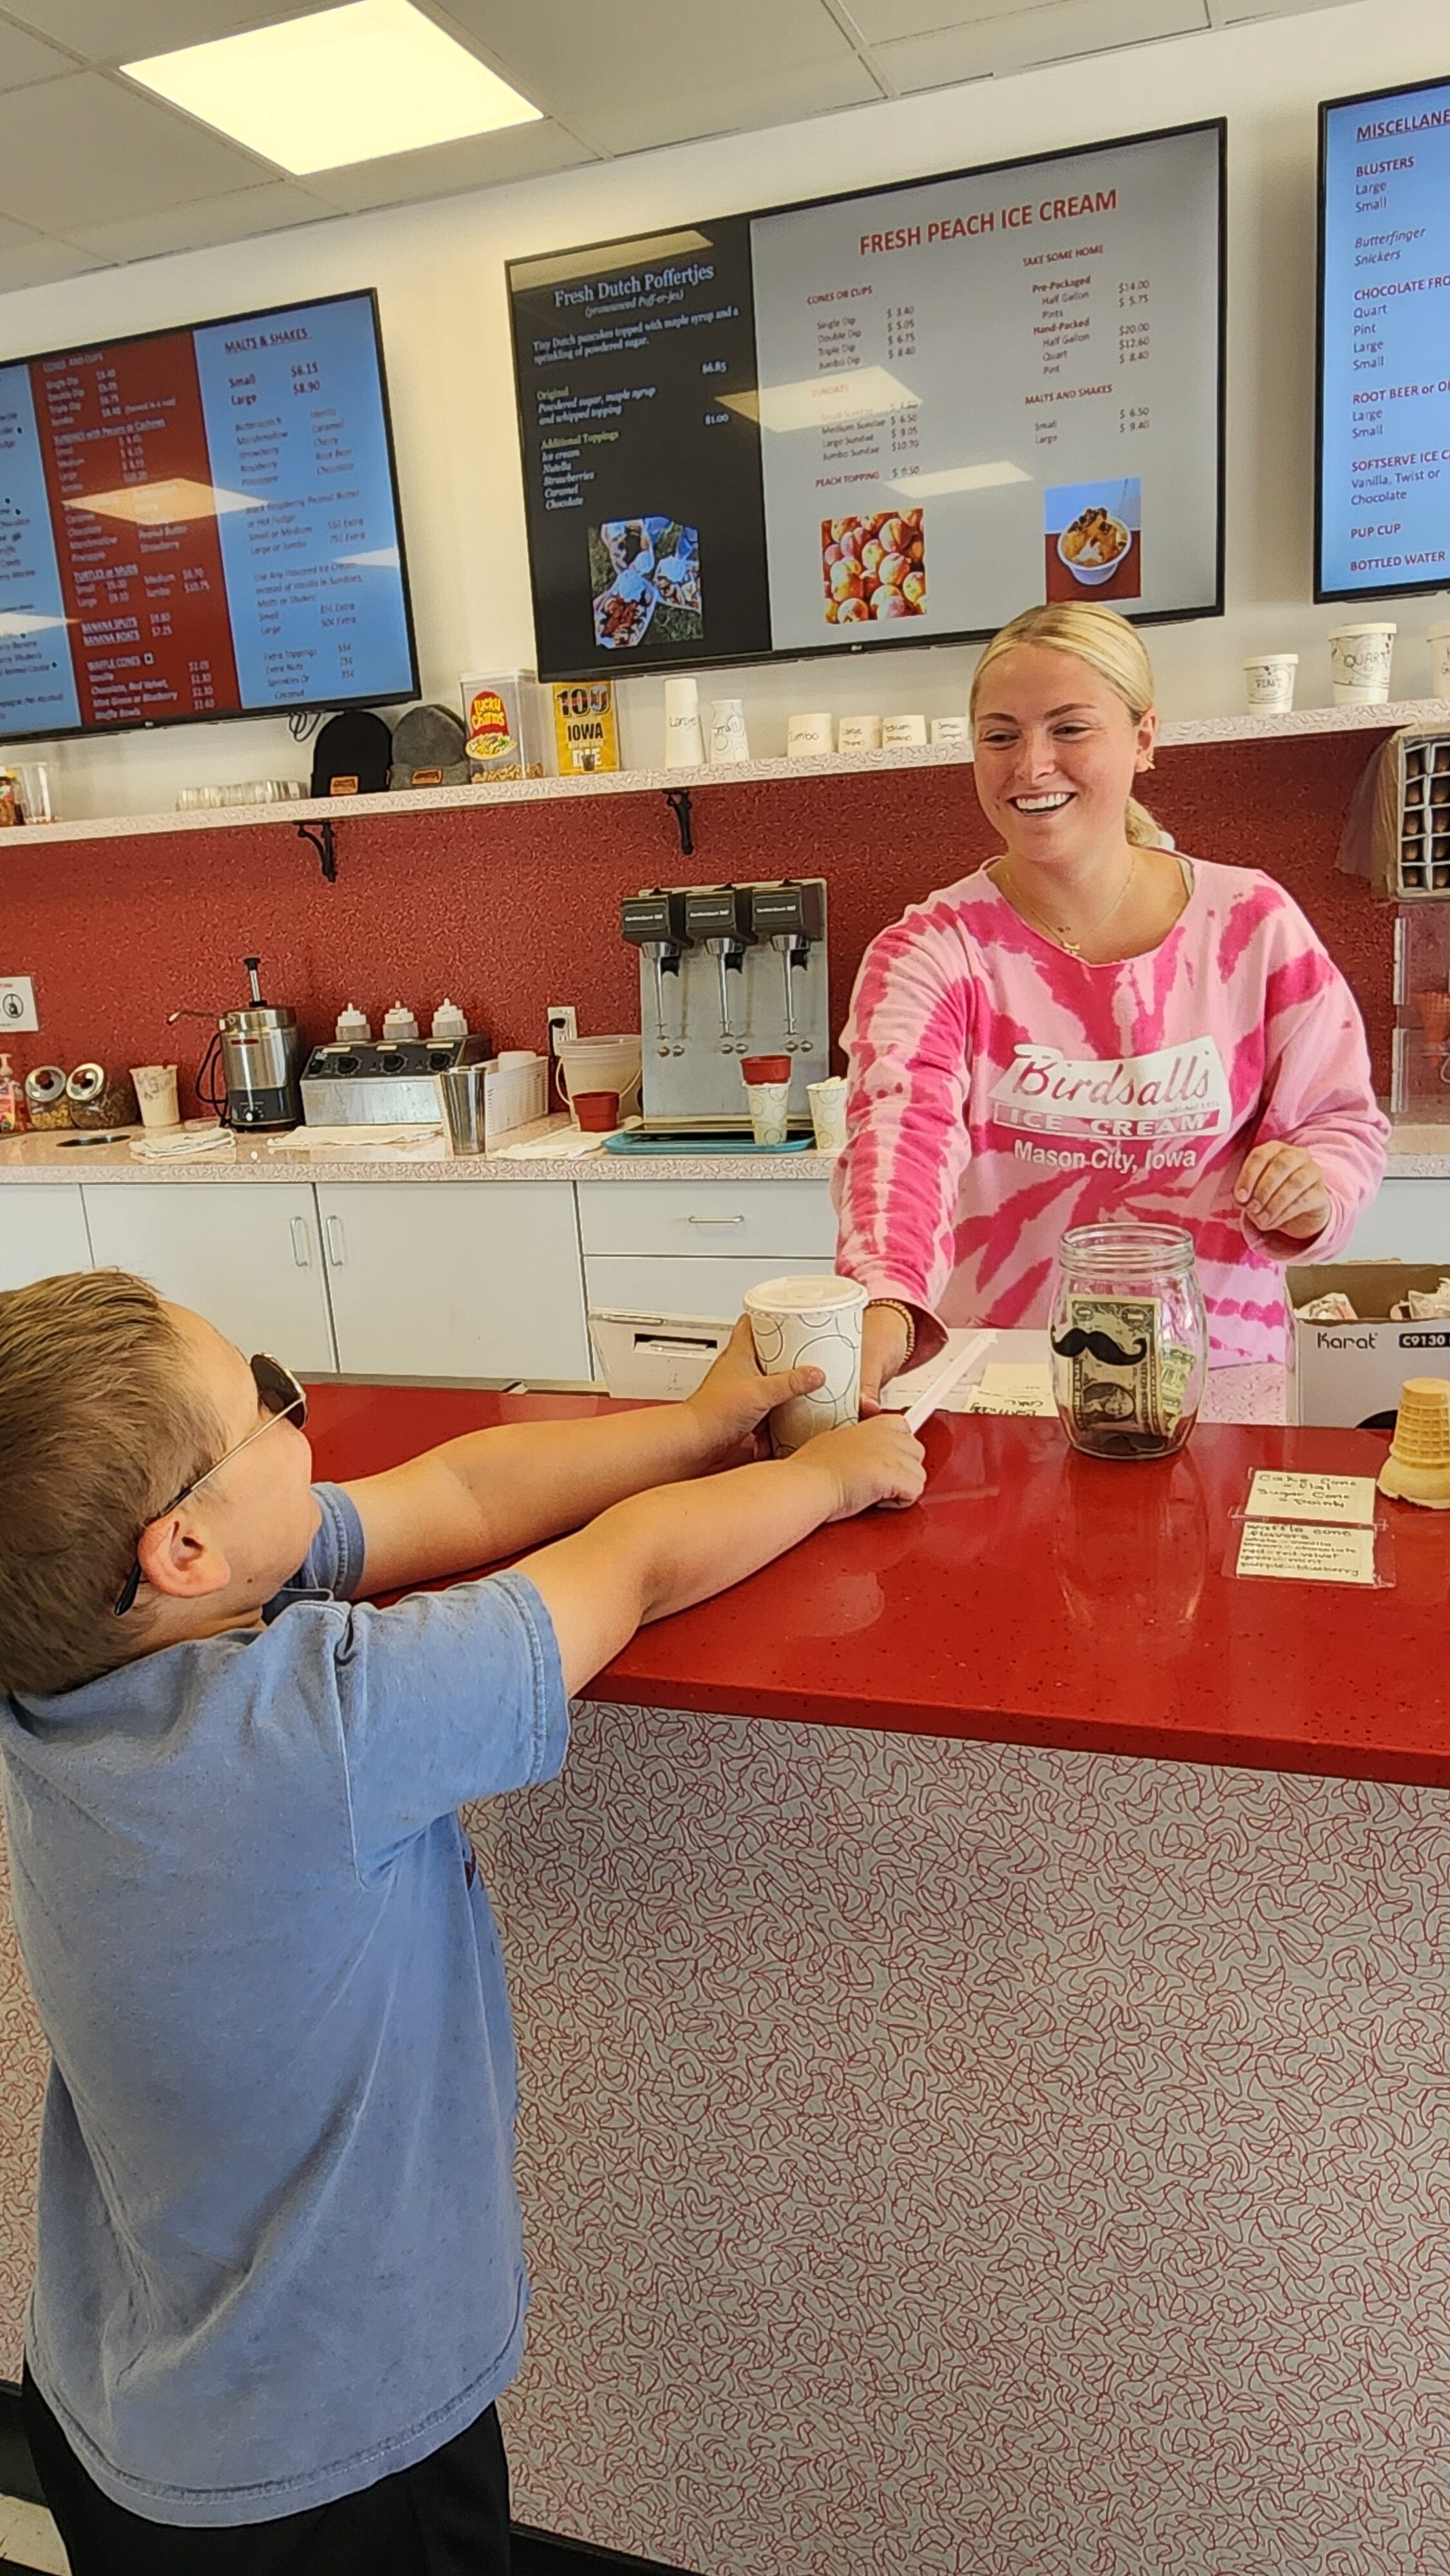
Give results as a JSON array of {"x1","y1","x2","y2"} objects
[{"x1": 1379, "y1": 1376, "x2": 1450, "y2": 1510}]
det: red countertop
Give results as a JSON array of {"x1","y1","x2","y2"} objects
[{"x1": 303, "y1": 1383, "x2": 1450, "y2": 1790}]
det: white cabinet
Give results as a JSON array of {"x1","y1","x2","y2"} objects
[
  {"x1": 585, "y1": 1254, "x2": 834, "y2": 1323},
  {"x1": 82, "y1": 1184, "x2": 337, "y2": 1373},
  {"x1": 315, "y1": 1182, "x2": 590, "y2": 1383},
  {"x1": 0, "y1": 1184, "x2": 91, "y2": 1290},
  {"x1": 576, "y1": 1179, "x2": 836, "y2": 1262},
  {"x1": 1342, "y1": 1180, "x2": 1450, "y2": 1263}
]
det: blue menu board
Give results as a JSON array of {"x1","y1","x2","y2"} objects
[{"x1": 1318, "y1": 74, "x2": 1450, "y2": 600}]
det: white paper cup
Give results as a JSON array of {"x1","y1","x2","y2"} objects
[
  {"x1": 664, "y1": 675, "x2": 704, "y2": 768},
  {"x1": 1243, "y1": 654, "x2": 1297, "y2": 712},
  {"x1": 708, "y1": 698, "x2": 749, "y2": 762},
  {"x1": 129, "y1": 1063, "x2": 180, "y2": 1128},
  {"x1": 1428, "y1": 623, "x2": 1450, "y2": 699},
  {"x1": 838, "y1": 715, "x2": 881, "y2": 753},
  {"x1": 807, "y1": 1075, "x2": 848, "y2": 1153},
  {"x1": 930, "y1": 714, "x2": 970, "y2": 746},
  {"x1": 787, "y1": 712, "x2": 833, "y2": 757},
  {"x1": 744, "y1": 1274, "x2": 869, "y2": 1455},
  {"x1": 881, "y1": 714, "x2": 927, "y2": 748},
  {"x1": 744, "y1": 1079, "x2": 791, "y2": 1146},
  {"x1": 1328, "y1": 623, "x2": 1396, "y2": 705}
]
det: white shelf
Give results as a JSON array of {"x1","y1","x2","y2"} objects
[{"x1": 2, "y1": 696, "x2": 1446, "y2": 853}]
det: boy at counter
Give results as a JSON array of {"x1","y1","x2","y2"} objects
[{"x1": 0, "y1": 1269, "x2": 924, "y2": 2574}]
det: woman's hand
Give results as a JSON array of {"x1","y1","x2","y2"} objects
[
  {"x1": 1234, "y1": 1142, "x2": 1333, "y2": 1242},
  {"x1": 860, "y1": 1303, "x2": 912, "y2": 1414},
  {"x1": 685, "y1": 1316, "x2": 824, "y2": 1461}
]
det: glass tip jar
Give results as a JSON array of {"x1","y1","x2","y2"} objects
[{"x1": 1050, "y1": 1222, "x2": 1207, "y2": 1460}]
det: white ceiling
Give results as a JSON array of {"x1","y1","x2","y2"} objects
[{"x1": 0, "y1": 0, "x2": 1363, "y2": 281}]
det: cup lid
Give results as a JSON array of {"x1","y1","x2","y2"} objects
[
  {"x1": 742, "y1": 1054, "x2": 791, "y2": 1083},
  {"x1": 744, "y1": 1274, "x2": 868, "y2": 1314}
]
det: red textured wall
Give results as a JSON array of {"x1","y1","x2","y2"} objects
[{"x1": 0, "y1": 729, "x2": 1393, "y2": 1117}]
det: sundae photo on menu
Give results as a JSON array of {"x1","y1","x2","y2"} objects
[
  {"x1": 820, "y1": 507, "x2": 926, "y2": 626},
  {"x1": 590, "y1": 516, "x2": 702, "y2": 652},
  {"x1": 1045, "y1": 477, "x2": 1141, "y2": 603}
]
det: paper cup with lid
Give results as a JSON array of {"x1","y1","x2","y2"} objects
[
  {"x1": 744, "y1": 1274, "x2": 869, "y2": 1455},
  {"x1": 741, "y1": 1052, "x2": 791, "y2": 1145},
  {"x1": 1243, "y1": 654, "x2": 1297, "y2": 712}
]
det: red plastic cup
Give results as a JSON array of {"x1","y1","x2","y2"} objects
[
  {"x1": 572, "y1": 1088, "x2": 620, "y2": 1132},
  {"x1": 742, "y1": 1054, "x2": 791, "y2": 1084}
]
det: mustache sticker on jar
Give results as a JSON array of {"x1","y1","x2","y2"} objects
[{"x1": 1050, "y1": 1326, "x2": 1151, "y2": 1367}]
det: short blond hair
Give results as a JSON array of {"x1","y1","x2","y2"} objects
[
  {"x1": 970, "y1": 601, "x2": 1163, "y2": 848},
  {"x1": 0, "y1": 1271, "x2": 223, "y2": 1696}
]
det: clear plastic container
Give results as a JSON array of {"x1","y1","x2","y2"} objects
[{"x1": 1050, "y1": 1222, "x2": 1207, "y2": 1460}]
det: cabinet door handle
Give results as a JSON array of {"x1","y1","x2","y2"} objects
[
  {"x1": 325, "y1": 1215, "x2": 346, "y2": 1266},
  {"x1": 686, "y1": 1214, "x2": 746, "y2": 1227},
  {"x1": 290, "y1": 1217, "x2": 311, "y2": 1268}
]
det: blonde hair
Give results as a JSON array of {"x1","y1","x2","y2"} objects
[
  {"x1": 969, "y1": 602, "x2": 1163, "y2": 848},
  {"x1": 0, "y1": 1270, "x2": 223, "y2": 1697}
]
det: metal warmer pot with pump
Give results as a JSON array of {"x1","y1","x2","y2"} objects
[
  {"x1": 171, "y1": 956, "x2": 303, "y2": 1133},
  {"x1": 620, "y1": 876, "x2": 829, "y2": 1135}
]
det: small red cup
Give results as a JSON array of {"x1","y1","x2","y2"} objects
[
  {"x1": 573, "y1": 1088, "x2": 620, "y2": 1132},
  {"x1": 742, "y1": 1054, "x2": 791, "y2": 1084}
]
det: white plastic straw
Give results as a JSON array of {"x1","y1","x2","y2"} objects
[{"x1": 901, "y1": 1331, "x2": 997, "y2": 1434}]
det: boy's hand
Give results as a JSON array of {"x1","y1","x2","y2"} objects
[
  {"x1": 685, "y1": 1316, "x2": 824, "y2": 1458},
  {"x1": 807, "y1": 1414, "x2": 927, "y2": 1519}
]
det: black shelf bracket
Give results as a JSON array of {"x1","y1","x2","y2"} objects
[
  {"x1": 297, "y1": 819, "x2": 337, "y2": 884},
  {"x1": 663, "y1": 787, "x2": 694, "y2": 858}
]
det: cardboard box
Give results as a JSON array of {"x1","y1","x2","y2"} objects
[
  {"x1": 550, "y1": 679, "x2": 619, "y2": 774},
  {"x1": 1289, "y1": 1263, "x2": 1450, "y2": 1426}
]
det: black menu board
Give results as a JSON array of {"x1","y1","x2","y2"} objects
[{"x1": 508, "y1": 120, "x2": 1225, "y2": 681}]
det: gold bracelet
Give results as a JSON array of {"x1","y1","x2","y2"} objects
[{"x1": 866, "y1": 1298, "x2": 917, "y2": 1365}]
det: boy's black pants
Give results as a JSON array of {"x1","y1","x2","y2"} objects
[{"x1": 21, "y1": 2362, "x2": 512, "y2": 2574}]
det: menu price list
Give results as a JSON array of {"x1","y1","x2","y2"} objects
[
  {"x1": 509, "y1": 220, "x2": 772, "y2": 677},
  {"x1": 1319, "y1": 77, "x2": 1450, "y2": 598},
  {"x1": 0, "y1": 292, "x2": 412, "y2": 737}
]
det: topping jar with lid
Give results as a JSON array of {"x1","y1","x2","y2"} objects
[{"x1": 1050, "y1": 1222, "x2": 1207, "y2": 1459}]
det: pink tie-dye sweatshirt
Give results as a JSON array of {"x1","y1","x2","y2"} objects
[{"x1": 833, "y1": 858, "x2": 1389, "y2": 1365}]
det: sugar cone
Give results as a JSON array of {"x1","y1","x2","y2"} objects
[{"x1": 1379, "y1": 1376, "x2": 1450, "y2": 1508}]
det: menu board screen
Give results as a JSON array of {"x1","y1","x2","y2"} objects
[
  {"x1": 0, "y1": 290, "x2": 417, "y2": 740},
  {"x1": 1317, "y1": 74, "x2": 1450, "y2": 601},
  {"x1": 509, "y1": 121, "x2": 1224, "y2": 681}
]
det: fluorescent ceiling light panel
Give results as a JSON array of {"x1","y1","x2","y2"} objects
[
  {"x1": 726, "y1": 369, "x2": 919, "y2": 435},
  {"x1": 124, "y1": 0, "x2": 541, "y2": 176},
  {"x1": 888, "y1": 462, "x2": 1032, "y2": 499},
  {"x1": 65, "y1": 479, "x2": 263, "y2": 527}
]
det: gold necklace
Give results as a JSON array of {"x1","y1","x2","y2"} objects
[{"x1": 999, "y1": 852, "x2": 1137, "y2": 959}]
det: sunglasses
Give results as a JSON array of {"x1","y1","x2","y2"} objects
[{"x1": 113, "y1": 1354, "x2": 308, "y2": 1619}]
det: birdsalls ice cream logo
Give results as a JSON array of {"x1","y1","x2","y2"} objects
[{"x1": 989, "y1": 1037, "x2": 1232, "y2": 1142}]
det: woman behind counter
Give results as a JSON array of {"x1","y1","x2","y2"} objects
[{"x1": 835, "y1": 603, "x2": 1389, "y2": 1400}]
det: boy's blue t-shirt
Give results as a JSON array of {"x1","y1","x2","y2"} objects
[{"x1": 0, "y1": 1486, "x2": 569, "y2": 2528}]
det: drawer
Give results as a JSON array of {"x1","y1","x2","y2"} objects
[
  {"x1": 585, "y1": 1254, "x2": 836, "y2": 1325},
  {"x1": 577, "y1": 1179, "x2": 836, "y2": 1261}
]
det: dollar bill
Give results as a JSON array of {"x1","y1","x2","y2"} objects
[{"x1": 1053, "y1": 1294, "x2": 1163, "y2": 1443}]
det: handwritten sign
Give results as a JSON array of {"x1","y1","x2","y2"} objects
[
  {"x1": 1235, "y1": 1521, "x2": 1377, "y2": 1587},
  {"x1": 1245, "y1": 1472, "x2": 1379, "y2": 1528}
]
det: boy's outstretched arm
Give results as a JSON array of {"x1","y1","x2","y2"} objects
[
  {"x1": 342, "y1": 1320, "x2": 829, "y2": 1594},
  {"x1": 516, "y1": 1413, "x2": 927, "y2": 1698}
]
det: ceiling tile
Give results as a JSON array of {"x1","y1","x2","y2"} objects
[
  {"x1": 877, "y1": 0, "x2": 1209, "y2": 89},
  {"x1": 1, "y1": 1, "x2": 335, "y2": 62},
  {"x1": 577, "y1": 56, "x2": 881, "y2": 156},
  {"x1": 62, "y1": 178, "x2": 333, "y2": 262},
  {"x1": 846, "y1": 0, "x2": 1036, "y2": 36},
  {"x1": 0, "y1": 16, "x2": 79, "y2": 83},
  {"x1": 0, "y1": 69, "x2": 276, "y2": 231},
  {"x1": 1216, "y1": 0, "x2": 1348, "y2": 16},
  {"x1": 0, "y1": 237, "x2": 104, "y2": 292},
  {"x1": 440, "y1": 0, "x2": 861, "y2": 119},
  {"x1": 301, "y1": 117, "x2": 596, "y2": 211},
  {"x1": 0, "y1": 213, "x2": 43, "y2": 251}
]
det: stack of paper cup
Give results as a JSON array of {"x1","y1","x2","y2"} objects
[
  {"x1": 708, "y1": 698, "x2": 749, "y2": 762},
  {"x1": 744, "y1": 1274, "x2": 869, "y2": 1455},
  {"x1": 930, "y1": 715, "x2": 970, "y2": 746},
  {"x1": 1427, "y1": 623, "x2": 1450, "y2": 701},
  {"x1": 881, "y1": 714, "x2": 927, "y2": 748},
  {"x1": 838, "y1": 715, "x2": 881, "y2": 753},
  {"x1": 1243, "y1": 654, "x2": 1297, "y2": 713},
  {"x1": 664, "y1": 676, "x2": 704, "y2": 767},
  {"x1": 807, "y1": 1075, "x2": 848, "y2": 1153},
  {"x1": 741, "y1": 1052, "x2": 791, "y2": 1144},
  {"x1": 129, "y1": 1063, "x2": 180, "y2": 1128},
  {"x1": 1328, "y1": 623, "x2": 1396, "y2": 705},
  {"x1": 787, "y1": 713, "x2": 833, "y2": 757}
]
